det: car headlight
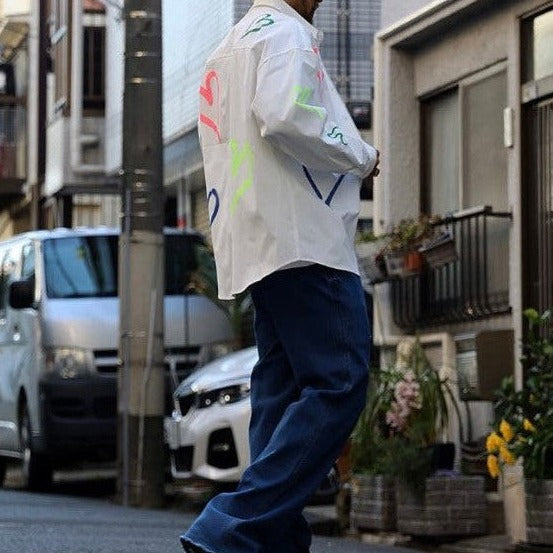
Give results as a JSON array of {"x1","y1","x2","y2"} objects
[
  {"x1": 197, "y1": 383, "x2": 250, "y2": 408},
  {"x1": 44, "y1": 347, "x2": 95, "y2": 379}
]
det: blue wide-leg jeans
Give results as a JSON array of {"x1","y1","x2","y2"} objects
[{"x1": 181, "y1": 265, "x2": 370, "y2": 553}]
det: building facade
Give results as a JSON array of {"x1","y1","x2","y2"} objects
[
  {"x1": 374, "y1": 1, "x2": 553, "y2": 529},
  {"x1": 0, "y1": 0, "x2": 34, "y2": 239}
]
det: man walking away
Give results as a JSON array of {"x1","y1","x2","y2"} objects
[{"x1": 181, "y1": 1, "x2": 380, "y2": 551}]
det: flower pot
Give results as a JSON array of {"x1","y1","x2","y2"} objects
[
  {"x1": 404, "y1": 251, "x2": 423, "y2": 273},
  {"x1": 350, "y1": 474, "x2": 397, "y2": 532},
  {"x1": 525, "y1": 478, "x2": 553, "y2": 546},
  {"x1": 396, "y1": 476, "x2": 487, "y2": 537},
  {"x1": 384, "y1": 251, "x2": 406, "y2": 277}
]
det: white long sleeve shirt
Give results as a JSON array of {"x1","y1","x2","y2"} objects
[{"x1": 198, "y1": 0, "x2": 378, "y2": 299}]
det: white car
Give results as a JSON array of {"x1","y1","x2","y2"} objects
[
  {"x1": 164, "y1": 347, "x2": 341, "y2": 500},
  {"x1": 165, "y1": 347, "x2": 256, "y2": 483}
]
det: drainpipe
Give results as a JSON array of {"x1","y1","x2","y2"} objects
[{"x1": 70, "y1": 0, "x2": 104, "y2": 174}]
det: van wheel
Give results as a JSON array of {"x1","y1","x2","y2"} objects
[
  {"x1": 0, "y1": 457, "x2": 6, "y2": 487},
  {"x1": 19, "y1": 406, "x2": 52, "y2": 490}
]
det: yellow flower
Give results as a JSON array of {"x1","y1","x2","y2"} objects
[
  {"x1": 499, "y1": 445, "x2": 516, "y2": 465},
  {"x1": 523, "y1": 418, "x2": 536, "y2": 433},
  {"x1": 487, "y1": 454, "x2": 500, "y2": 478},
  {"x1": 486, "y1": 432, "x2": 504, "y2": 453},
  {"x1": 499, "y1": 419, "x2": 515, "y2": 443}
]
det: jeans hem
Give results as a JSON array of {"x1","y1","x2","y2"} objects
[{"x1": 180, "y1": 534, "x2": 216, "y2": 553}]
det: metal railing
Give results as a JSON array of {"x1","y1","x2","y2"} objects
[{"x1": 391, "y1": 206, "x2": 513, "y2": 330}]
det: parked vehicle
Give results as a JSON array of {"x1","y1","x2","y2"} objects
[
  {"x1": 165, "y1": 347, "x2": 341, "y2": 500},
  {"x1": 0, "y1": 227, "x2": 233, "y2": 489}
]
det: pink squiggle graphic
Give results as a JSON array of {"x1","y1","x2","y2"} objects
[
  {"x1": 199, "y1": 70, "x2": 222, "y2": 143},
  {"x1": 199, "y1": 114, "x2": 222, "y2": 143}
]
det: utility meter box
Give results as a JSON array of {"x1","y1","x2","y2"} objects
[{"x1": 456, "y1": 329, "x2": 514, "y2": 401}]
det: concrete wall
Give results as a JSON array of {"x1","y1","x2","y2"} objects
[
  {"x1": 1, "y1": 0, "x2": 30, "y2": 17},
  {"x1": 381, "y1": 0, "x2": 433, "y2": 28}
]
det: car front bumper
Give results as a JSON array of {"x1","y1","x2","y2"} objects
[{"x1": 165, "y1": 399, "x2": 251, "y2": 483}]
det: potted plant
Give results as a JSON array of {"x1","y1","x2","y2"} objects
[
  {"x1": 350, "y1": 368, "x2": 399, "y2": 532},
  {"x1": 350, "y1": 338, "x2": 460, "y2": 533},
  {"x1": 189, "y1": 242, "x2": 253, "y2": 350},
  {"x1": 486, "y1": 308, "x2": 553, "y2": 546},
  {"x1": 354, "y1": 230, "x2": 388, "y2": 284},
  {"x1": 381, "y1": 216, "x2": 435, "y2": 277},
  {"x1": 419, "y1": 228, "x2": 458, "y2": 269}
]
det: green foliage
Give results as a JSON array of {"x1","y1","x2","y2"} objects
[
  {"x1": 351, "y1": 339, "x2": 458, "y2": 493},
  {"x1": 190, "y1": 243, "x2": 252, "y2": 348},
  {"x1": 491, "y1": 309, "x2": 553, "y2": 479},
  {"x1": 382, "y1": 216, "x2": 438, "y2": 253}
]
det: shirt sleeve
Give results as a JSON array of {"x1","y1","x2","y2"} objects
[{"x1": 251, "y1": 48, "x2": 378, "y2": 178}]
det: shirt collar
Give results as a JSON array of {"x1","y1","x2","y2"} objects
[{"x1": 252, "y1": 0, "x2": 324, "y2": 43}]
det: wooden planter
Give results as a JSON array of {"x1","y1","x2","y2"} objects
[
  {"x1": 350, "y1": 474, "x2": 397, "y2": 532},
  {"x1": 525, "y1": 479, "x2": 553, "y2": 546}
]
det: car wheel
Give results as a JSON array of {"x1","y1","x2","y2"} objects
[{"x1": 19, "y1": 404, "x2": 52, "y2": 491}]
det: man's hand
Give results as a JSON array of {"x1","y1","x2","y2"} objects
[{"x1": 369, "y1": 149, "x2": 380, "y2": 178}]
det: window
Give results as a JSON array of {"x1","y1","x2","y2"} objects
[
  {"x1": 523, "y1": 9, "x2": 553, "y2": 83},
  {"x1": 422, "y1": 66, "x2": 508, "y2": 215},
  {"x1": 422, "y1": 66, "x2": 510, "y2": 302},
  {"x1": 0, "y1": 246, "x2": 20, "y2": 320},
  {"x1": 21, "y1": 243, "x2": 35, "y2": 280},
  {"x1": 422, "y1": 89, "x2": 459, "y2": 215},
  {"x1": 49, "y1": 0, "x2": 70, "y2": 111},
  {"x1": 83, "y1": 26, "x2": 105, "y2": 112},
  {"x1": 43, "y1": 234, "x2": 205, "y2": 299}
]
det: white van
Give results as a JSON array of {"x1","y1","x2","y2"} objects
[{"x1": 0, "y1": 227, "x2": 233, "y2": 489}]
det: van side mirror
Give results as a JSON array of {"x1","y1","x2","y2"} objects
[{"x1": 9, "y1": 279, "x2": 35, "y2": 309}]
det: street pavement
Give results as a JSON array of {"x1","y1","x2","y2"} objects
[{"x1": 0, "y1": 486, "x2": 429, "y2": 553}]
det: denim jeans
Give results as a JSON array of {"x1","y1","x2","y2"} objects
[{"x1": 181, "y1": 265, "x2": 370, "y2": 553}]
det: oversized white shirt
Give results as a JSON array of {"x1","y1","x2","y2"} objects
[{"x1": 198, "y1": 0, "x2": 378, "y2": 299}]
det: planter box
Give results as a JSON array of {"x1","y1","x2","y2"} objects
[
  {"x1": 355, "y1": 241, "x2": 387, "y2": 283},
  {"x1": 419, "y1": 231, "x2": 457, "y2": 269},
  {"x1": 525, "y1": 479, "x2": 553, "y2": 546},
  {"x1": 396, "y1": 476, "x2": 487, "y2": 537},
  {"x1": 350, "y1": 474, "x2": 397, "y2": 532}
]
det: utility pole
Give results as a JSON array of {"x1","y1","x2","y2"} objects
[{"x1": 119, "y1": 0, "x2": 165, "y2": 508}]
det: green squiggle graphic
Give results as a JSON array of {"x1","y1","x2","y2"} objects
[
  {"x1": 229, "y1": 139, "x2": 254, "y2": 215},
  {"x1": 293, "y1": 86, "x2": 326, "y2": 120},
  {"x1": 327, "y1": 126, "x2": 348, "y2": 146},
  {"x1": 241, "y1": 14, "x2": 275, "y2": 38}
]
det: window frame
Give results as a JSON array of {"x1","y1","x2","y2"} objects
[
  {"x1": 49, "y1": 0, "x2": 71, "y2": 114},
  {"x1": 420, "y1": 61, "x2": 508, "y2": 215}
]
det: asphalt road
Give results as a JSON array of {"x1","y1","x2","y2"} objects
[{"x1": 0, "y1": 470, "x2": 425, "y2": 553}]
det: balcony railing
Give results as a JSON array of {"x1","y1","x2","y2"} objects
[
  {"x1": 391, "y1": 206, "x2": 513, "y2": 330},
  {"x1": 0, "y1": 104, "x2": 26, "y2": 182}
]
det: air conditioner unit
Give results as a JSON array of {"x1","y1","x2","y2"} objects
[{"x1": 456, "y1": 330, "x2": 514, "y2": 402}]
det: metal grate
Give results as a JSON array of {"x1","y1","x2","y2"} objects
[{"x1": 391, "y1": 206, "x2": 512, "y2": 329}]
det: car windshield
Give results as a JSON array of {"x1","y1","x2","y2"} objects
[{"x1": 43, "y1": 233, "x2": 207, "y2": 299}]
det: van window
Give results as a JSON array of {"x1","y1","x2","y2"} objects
[
  {"x1": 0, "y1": 246, "x2": 20, "y2": 318},
  {"x1": 43, "y1": 234, "x2": 203, "y2": 299},
  {"x1": 21, "y1": 243, "x2": 36, "y2": 279}
]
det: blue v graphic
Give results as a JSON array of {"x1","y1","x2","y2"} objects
[{"x1": 302, "y1": 166, "x2": 345, "y2": 206}]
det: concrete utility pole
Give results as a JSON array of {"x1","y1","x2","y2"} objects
[{"x1": 119, "y1": 0, "x2": 165, "y2": 508}]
